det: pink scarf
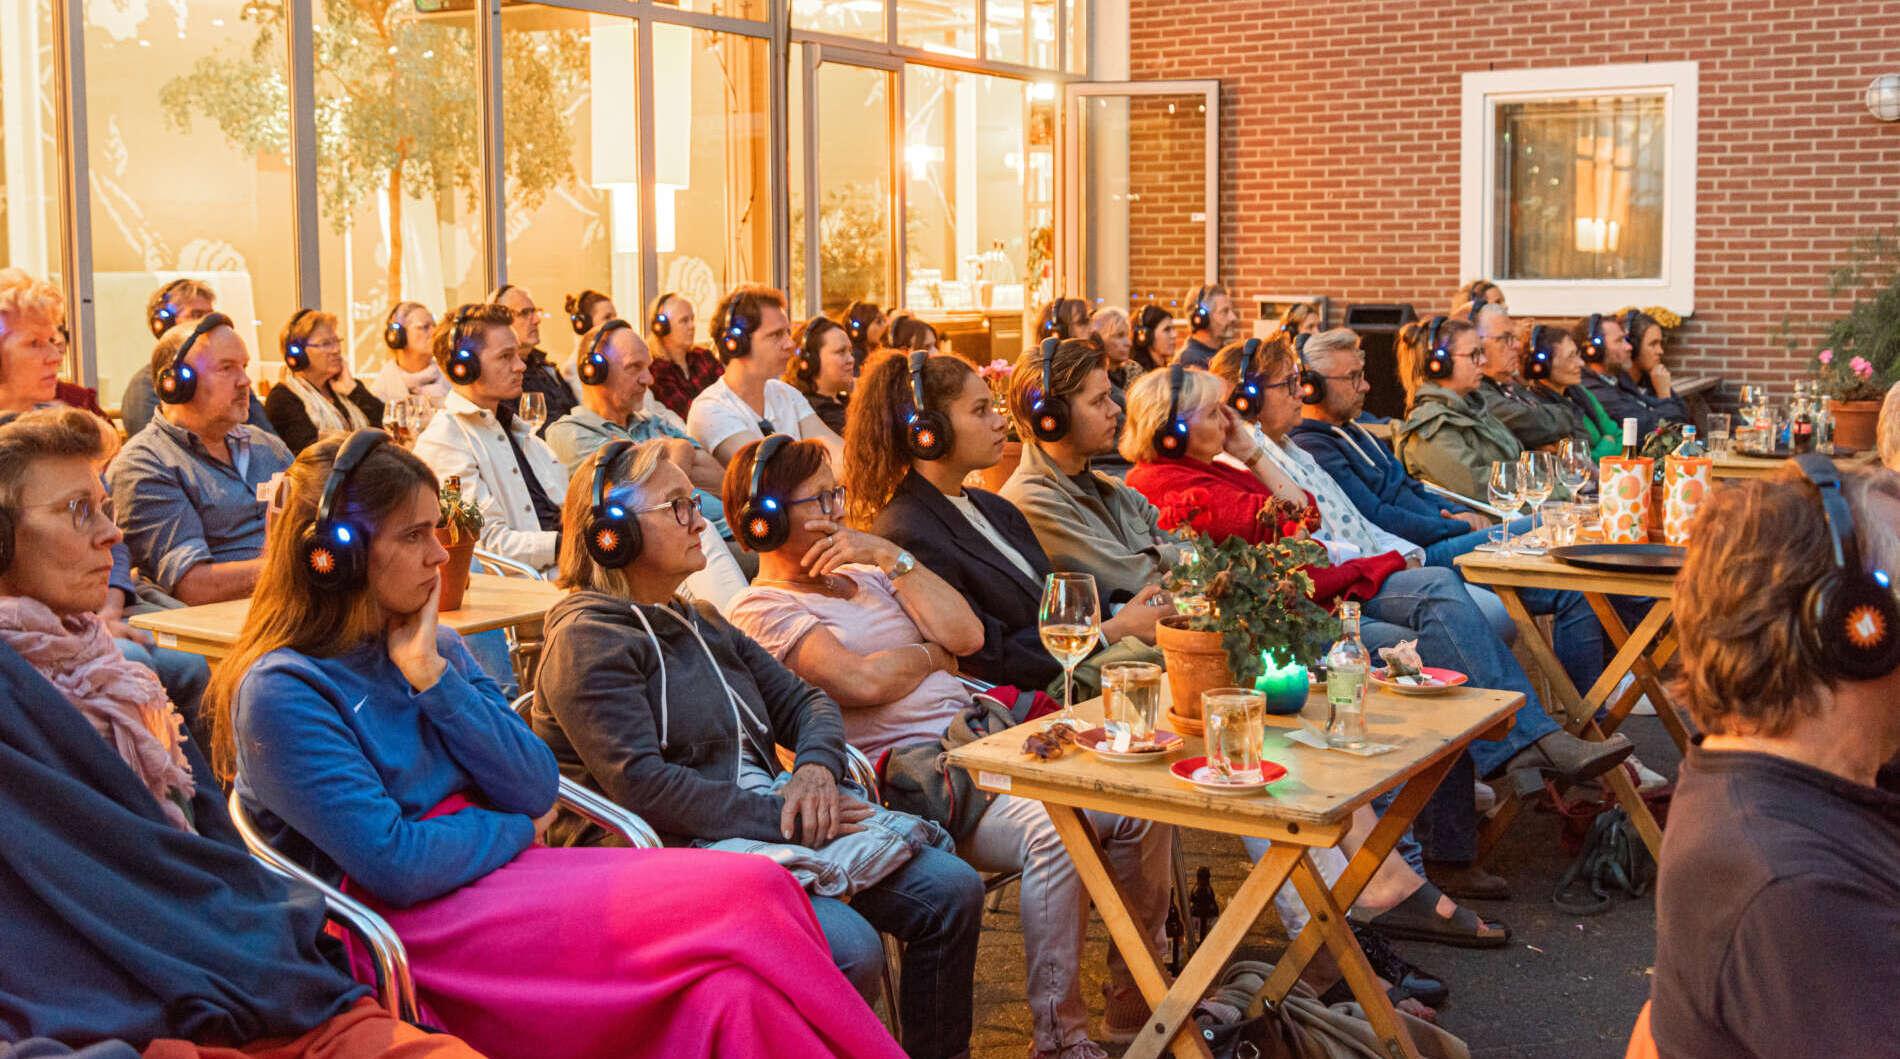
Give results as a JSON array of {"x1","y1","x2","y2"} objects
[{"x1": 0, "y1": 596, "x2": 196, "y2": 830}]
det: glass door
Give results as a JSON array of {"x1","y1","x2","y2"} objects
[
  {"x1": 792, "y1": 44, "x2": 899, "y2": 318},
  {"x1": 1060, "y1": 81, "x2": 1219, "y2": 311}
]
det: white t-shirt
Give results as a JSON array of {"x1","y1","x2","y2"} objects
[
  {"x1": 685, "y1": 377, "x2": 818, "y2": 455},
  {"x1": 944, "y1": 492, "x2": 1039, "y2": 582}
]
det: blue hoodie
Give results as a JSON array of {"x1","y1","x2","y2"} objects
[{"x1": 1288, "y1": 417, "x2": 1475, "y2": 547}]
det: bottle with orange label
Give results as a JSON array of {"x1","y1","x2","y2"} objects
[
  {"x1": 1662, "y1": 426, "x2": 1712, "y2": 546},
  {"x1": 1599, "y1": 419, "x2": 1654, "y2": 544}
]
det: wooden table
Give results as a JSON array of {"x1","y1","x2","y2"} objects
[
  {"x1": 1711, "y1": 449, "x2": 1874, "y2": 480},
  {"x1": 1455, "y1": 548, "x2": 1682, "y2": 858},
  {"x1": 130, "y1": 574, "x2": 565, "y2": 661},
  {"x1": 948, "y1": 685, "x2": 1521, "y2": 1059}
]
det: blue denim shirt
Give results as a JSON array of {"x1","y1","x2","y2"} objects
[
  {"x1": 543, "y1": 406, "x2": 729, "y2": 533},
  {"x1": 107, "y1": 415, "x2": 294, "y2": 596}
]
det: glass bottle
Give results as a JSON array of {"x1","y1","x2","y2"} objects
[{"x1": 1322, "y1": 602, "x2": 1370, "y2": 749}]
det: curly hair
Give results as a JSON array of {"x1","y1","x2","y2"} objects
[{"x1": 840, "y1": 349, "x2": 973, "y2": 527}]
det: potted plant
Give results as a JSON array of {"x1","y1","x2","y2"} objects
[
  {"x1": 1783, "y1": 231, "x2": 1900, "y2": 452},
  {"x1": 1157, "y1": 528, "x2": 1339, "y2": 734},
  {"x1": 1812, "y1": 349, "x2": 1886, "y2": 452},
  {"x1": 436, "y1": 476, "x2": 484, "y2": 611}
]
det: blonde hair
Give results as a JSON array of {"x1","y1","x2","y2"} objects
[
  {"x1": 557, "y1": 439, "x2": 670, "y2": 595},
  {"x1": 280, "y1": 309, "x2": 338, "y2": 369},
  {"x1": 1119, "y1": 366, "x2": 1222, "y2": 463},
  {"x1": 1208, "y1": 336, "x2": 1293, "y2": 390},
  {"x1": 1880, "y1": 381, "x2": 1900, "y2": 473},
  {"x1": 0, "y1": 268, "x2": 65, "y2": 334},
  {"x1": 1089, "y1": 306, "x2": 1130, "y2": 337}
]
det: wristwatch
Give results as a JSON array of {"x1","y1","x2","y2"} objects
[{"x1": 886, "y1": 549, "x2": 918, "y2": 580}]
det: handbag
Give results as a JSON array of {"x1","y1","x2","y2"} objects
[{"x1": 1552, "y1": 806, "x2": 1655, "y2": 915}]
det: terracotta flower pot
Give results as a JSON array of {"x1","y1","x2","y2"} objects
[
  {"x1": 1156, "y1": 615, "x2": 1231, "y2": 732},
  {"x1": 1827, "y1": 399, "x2": 1882, "y2": 453},
  {"x1": 436, "y1": 530, "x2": 477, "y2": 611}
]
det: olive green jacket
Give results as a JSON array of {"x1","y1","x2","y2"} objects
[{"x1": 1393, "y1": 382, "x2": 1525, "y2": 501}]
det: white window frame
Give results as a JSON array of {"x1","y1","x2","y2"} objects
[{"x1": 1460, "y1": 61, "x2": 1698, "y2": 318}]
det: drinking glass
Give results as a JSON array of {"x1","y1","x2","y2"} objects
[
  {"x1": 1556, "y1": 438, "x2": 1593, "y2": 496},
  {"x1": 1706, "y1": 413, "x2": 1732, "y2": 459},
  {"x1": 1102, "y1": 661, "x2": 1163, "y2": 744},
  {"x1": 1038, "y1": 573, "x2": 1102, "y2": 729},
  {"x1": 1487, "y1": 460, "x2": 1523, "y2": 555},
  {"x1": 1203, "y1": 688, "x2": 1264, "y2": 780},
  {"x1": 1546, "y1": 503, "x2": 1579, "y2": 547},
  {"x1": 1518, "y1": 451, "x2": 1555, "y2": 542},
  {"x1": 517, "y1": 392, "x2": 548, "y2": 433}
]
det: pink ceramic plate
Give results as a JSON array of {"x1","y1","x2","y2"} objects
[
  {"x1": 1369, "y1": 666, "x2": 1468, "y2": 696},
  {"x1": 1169, "y1": 755, "x2": 1288, "y2": 794}
]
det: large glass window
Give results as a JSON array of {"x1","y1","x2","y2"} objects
[
  {"x1": 0, "y1": 0, "x2": 62, "y2": 285},
  {"x1": 792, "y1": 0, "x2": 886, "y2": 41},
  {"x1": 656, "y1": 0, "x2": 767, "y2": 20},
  {"x1": 93, "y1": 0, "x2": 294, "y2": 399},
  {"x1": 1493, "y1": 95, "x2": 1666, "y2": 281},
  {"x1": 1069, "y1": 86, "x2": 1216, "y2": 311},
  {"x1": 651, "y1": 24, "x2": 772, "y2": 331},
  {"x1": 988, "y1": 0, "x2": 1058, "y2": 69},
  {"x1": 900, "y1": 0, "x2": 978, "y2": 58},
  {"x1": 792, "y1": 53, "x2": 895, "y2": 316},
  {"x1": 1063, "y1": 0, "x2": 1086, "y2": 74}
]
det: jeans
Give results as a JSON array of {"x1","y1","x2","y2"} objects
[
  {"x1": 961, "y1": 794, "x2": 1172, "y2": 1052},
  {"x1": 810, "y1": 844, "x2": 983, "y2": 1059},
  {"x1": 115, "y1": 637, "x2": 212, "y2": 750}
]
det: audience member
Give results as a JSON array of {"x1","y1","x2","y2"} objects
[
  {"x1": 210, "y1": 431, "x2": 899, "y2": 1059},
  {"x1": 1454, "y1": 279, "x2": 1505, "y2": 314},
  {"x1": 492, "y1": 284, "x2": 580, "y2": 431},
  {"x1": 840, "y1": 300, "x2": 889, "y2": 368},
  {"x1": 110, "y1": 314, "x2": 294, "y2": 605},
  {"x1": 1034, "y1": 297, "x2": 1092, "y2": 344},
  {"x1": 412, "y1": 302, "x2": 568, "y2": 575},
  {"x1": 1128, "y1": 302, "x2": 1177, "y2": 371},
  {"x1": 886, "y1": 312, "x2": 941, "y2": 354},
  {"x1": 1523, "y1": 324, "x2": 1619, "y2": 459},
  {"x1": 1391, "y1": 316, "x2": 1524, "y2": 501},
  {"x1": 0, "y1": 269, "x2": 67, "y2": 419},
  {"x1": 783, "y1": 315, "x2": 858, "y2": 434},
  {"x1": 1471, "y1": 304, "x2": 1572, "y2": 451},
  {"x1": 646, "y1": 292, "x2": 724, "y2": 418},
  {"x1": 1089, "y1": 306, "x2": 1140, "y2": 391},
  {"x1": 532, "y1": 440, "x2": 982, "y2": 1056},
  {"x1": 1176, "y1": 283, "x2": 1239, "y2": 368},
  {"x1": 1279, "y1": 301, "x2": 1321, "y2": 342},
  {"x1": 564, "y1": 288, "x2": 615, "y2": 336},
  {"x1": 0, "y1": 415, "x2": 481, "y2": 1059},
  {"x1": 263, "y1": 308, "x2": 383, "y2": 455},
  {"x1": 1879, "y1": 380, "x2": 1900, "y2": 472},
  {"x1": 687, "y1": 285, "x2": 844, "y2": 465},
  {"x1": 1577, "y1": 311, "x2": 1684, "y2": 439},
  {"x1": 1651, "y1": 461, "x2": 1900, "y2": 1059},
  {"x1": 1625, "y1": 310, "x2": 1684, "y2": 407},
  {"x1": 724, "y1": 433, "x2": 1175, "y2": 1056},
  {"x1": 369, "y1": 300, "x2": 450, "y2": 406},
  {"x1": 844, "y1": 351, "x2": 1168, "y2": 689},
  {"x1": 120, "y1": 279, "x2": 276, "y2": 438}
]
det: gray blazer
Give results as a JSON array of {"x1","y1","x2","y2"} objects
[{"x1": 1000, "y1": 442, "x2": 1187, "y2": 603}]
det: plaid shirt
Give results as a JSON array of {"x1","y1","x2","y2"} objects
[{"x1": 649, "y1": 346, "x2": 725, "y2": 419}]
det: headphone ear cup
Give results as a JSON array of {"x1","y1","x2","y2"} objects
[
  {"x1": 383, "y1": 321, "x2": 405, "y2": 351},
  {"x1": 1152, "y1": 414, "x2": 1190, "y2": 459},
  {"x1": 571, "y1": 312, "x2": 589, "y2": 335},
  {"x1": 157, "y1": 365, "x2": 196, "y2": 405},
  {"x1": 285, "y1": 344, "x2": 308, "y2": 371},
  {"x1": 1425, "y1": 348, "x2": 1453, "y2": 380},
  {"x1": 651, "y1": 313, "x2": 671, "y2": 338},
  {"x1": 585, "y1": 507, "x2": 643, "y2": 569},
  {"x1": 1029, "y1": 395, "x2": 1071, "y2": 443},
  {"x1": 1804, "y1": 573, "x2": 1900, "y2": 681},
  {"x1": 736, "y1": 498, "x2": 791, "y2": 552},
  {"x1": 1298, "y1": 369, "x2": 1326, "y2": 406},
  {"x1": 448, "y1": 347, "x2": 481, "y2": 385},
  {"x1": 579, "y1": 352, "x2": 608, "y2": 386},
  {"x1": 1525, "y1": 348, "x2": 1551, "y2": 380},
  {"x1": 907, "y1": 409, "x2": 953, "y2": 461},
  {"x1": 297, "y1": 520, "x2": 369, "y2": 591}
]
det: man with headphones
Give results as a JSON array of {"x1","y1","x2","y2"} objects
[
  {"x1": 1175, "y1": 282, "x2": 1239, "y2": 369},
  {"x1": 1470, "y1": 303, "x2": 1574, "y2": 451},
  {"x1": 1649, "y1": 462, "x2": 1900, "y2": 1059},
  {"x1": 1574, "y1": 311, "x2": 1685, "y2": 441},
  {"x1": 108, "y1": 315, "x2": 294, "y2": 605},
  {"x1": 684, "y1": 284, "x2": 843, "y2": 467},
  {"x1": 645, "y1": 292, "x2": 724, "y2": 419},
  {"x1": 412, "y1": 303, "x2": 570, "y2": 576},
  {"x1": 491, "y1": 284, "x2": 579, "y2": 433},
  {"x1": 119, "y1": 279, "x2": 277, "y2": 438}
]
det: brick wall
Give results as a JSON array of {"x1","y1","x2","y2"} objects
[
  {"x1": 1124, "y1": 95, "x2": 1211, "y2": 300},
  {"x1": 1125, "y1": 0, "x2": 1900, "y2": 390}
]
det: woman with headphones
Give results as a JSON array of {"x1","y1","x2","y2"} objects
[
  {"x1": 369, "y1": 301, "x2": 448, "y2": 407},
  {"x1": 1277, "y1": 302, "x2": 1322, "y2": 343},
  {"x1": 531, "y1": 439, "x2": 981, "y2": 1057},
  {"x1": 1389, "y1": 316, "x2": 1524, "y2": 501},
  {"x1": 781, "y1": 316, "x2": 858, "y2": 434},
  {"x1": 1522, "y1": 323, "x2": 1620, "y2": 460},
  {"x1": 884, "y1": 312, "x2": 941, "y2": 355},
  {"x1": 842, "y1": 351, "x2": 1167, "y2": 691},
  {"x1": 839, "y1": 301, "x2": 888, "y2": 369},
  {"x1": 262, "y1": 308, "x2": 383, "y2": 455},
  {"x1": 1032, "y1": 297, "x2": 1092, "y2": 345},
  {"x1": 1128, "y1": 302, "x2": 1178, "y2": 371},
  {"x1": 209, "y1": 433, "x2": 904, "y2": 1059}
]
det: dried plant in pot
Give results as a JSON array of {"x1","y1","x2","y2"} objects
[
  {"x1": 1158, "y1": 527, "x2": 1339, "y2": 735},
  {"x1": 436, "y1": 476, "x2": 485, "y2": 610}
]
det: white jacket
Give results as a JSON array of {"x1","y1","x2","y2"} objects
[{"x1": 415, "y1": 392, "x2": 568, "y2": 573}]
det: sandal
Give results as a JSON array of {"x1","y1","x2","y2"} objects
[{"x1": 1349, "y1": 884, "x2": 1511, "y2": 949}]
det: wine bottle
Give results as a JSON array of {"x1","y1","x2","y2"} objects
[{"x1": 1621, "y1": 418, "x2": 1640, "y2": 459}]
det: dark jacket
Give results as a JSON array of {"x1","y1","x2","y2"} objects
[
  {"x1": 1580, "y1": 367, "x2": 1686, "y2": 441},
  {"x1": 1289, "y1": 418, "x2": 1475, "y2": 547},
  {"x1": 1176, "y1": 336, "x2": 1220, "y2": 369},
  {"x1": 515, "y1": 347, "x2": 581, "y2": 435},
  {"x1": 533, "y1": 592, "x2": 848, "y2": 846},
  {"x1": 873, "y1": 470, "x2": 1060, "y2": 689},
  {"x1": 1477, "y1": 376, "x2": 1574, "y2": 450},
  {"x1": 262, "y1": 381, "x2": 385, "y2": 455},
  {"x1": 1392, "y1": 382, "x2": 1524, "y2": 500}
]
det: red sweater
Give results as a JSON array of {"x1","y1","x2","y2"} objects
[{"x1": 1126, "y1": 456, "x2": 1406, "y2": 608}]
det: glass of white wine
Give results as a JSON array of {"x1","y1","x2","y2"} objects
[
  {"x1": 1487, "y1": 460, "x2": 1522, "y2": 556},
  {"x1": 1518, "y1": 451, "x2": 1555, "y2": 544},
  {"x1": 1039, "y1": 572, "x2": 1102, "y2": 729},
  {"x1": 517, "y1": 391, "x2": 548, "y2": 434}
]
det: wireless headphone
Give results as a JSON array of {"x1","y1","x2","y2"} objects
[
  {"x1": 649, "y1": 292, "x2": 677, "y2": 338},
  {"x1": 1152, "y1": 361, "x2": 1191, "y2": 459},
  {"x1": 846, "y1": 312, "x2": 868, "y2": 345},
  {"x1": 1524, "y1": 325, "x2": 1556, "y2": 380},
  {"x1": 1467, "y1": 292, "x2": 1486, "y2": 321},
  {"x1": 156, "y1": 312, "x2": 232, "y2": 405},
  {"x1": 904, "y1": 350, "x2": 952, "y2": 461},
  {"x1": 1041, "y1": 298, "x2": 1083, "y2": 341},
  {"x1": 717, "y1": 305, "x2": 756, "y2": 361},
  {"x1": 794, "y1": 317, "x2": 842, "y2": 389},
  {"x1": 282, "y1": 308, "x2": 315, "y2": 371},
  {"x1": 1228, "y1": 338, "x2": 1265, "y2": 418},
  {"x1": 579, "y1": 319, "x2": 631, "y2": 387},
  {"x1": 383, "y1": 303, "x2": 413, "y2": 351},
  {"x1": 1028, "y1": 337, "x2": 1071, "y2": 442},
  {"x1": 1423, "y1": 316, "x2": 1456, "y2": 380},
  {"x1": 584, "y1": 440, "x2": 642, "y2": 569},
  {"x1": 487, "y1": 283, "x2": 516, "y2": 306},
  {"x1": 1188, "y1": 286, "x2": 1216, "y2": 332},
  {"x1": 736, "y1": 433, "x2": 794, "y2": 552},
  {"x1": 148, "y1": 280, "x2": 193, "y2": 339},
  {"x1": 1583, "y1": 313, "x2": 1607, "y2": 363},
  {"x1": 297, "y1": 430, "x2": 389, "y2": 591},
  {"x1": 1792, "y1": 454, "x2": 1900, "y2": 680},
  {"x1": 444, "y1": 306, "x2": 484, "y2": 385},
  {"x1": 1622, "y1": 308, "x2": 1644, "y2": 353},
  {"x1": 1297, "y1": 336, "x2": 1329, "y2": 406}
]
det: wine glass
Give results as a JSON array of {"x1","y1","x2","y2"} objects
[
  {"x1": 517, "y1": 392, "x2": 548, "y2": 433},
  {"x1": 1039, "y1": 572, "x2": 1102, "y2": 729},
  {"x1": 1487, "y1": 460, "x2": 1522, "y2": 555},
  {"x1": 1556, "y1": 437, "x2": 1594, "y2": 497},
  {"x1": 1518, "y1": 451, "x2": 1555, "y2": 541}
]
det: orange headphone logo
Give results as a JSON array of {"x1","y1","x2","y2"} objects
[{"x1": 1846, "y1": 604, "x2": 1889, "y2": 650}]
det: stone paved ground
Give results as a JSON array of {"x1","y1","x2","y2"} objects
[{"x1": 967, "y1": 715, "x2": 1677, "y2": 1059}]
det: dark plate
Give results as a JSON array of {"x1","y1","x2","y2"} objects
[
  {"x1": 1549, "y1": 543, "x2": 1686, "y2": 575},
  {"x1": 1735, "y1": 447, "x2": 1794, "y2": 460}
]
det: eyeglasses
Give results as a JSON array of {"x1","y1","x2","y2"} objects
[
  {"x1": 508, "y1": 307, "x2": 544, "y2": 322},
  {"x1": 1262, "y1": 373, "x2": 1301, "y2": 396},
  {"x1": 1452, "y1": 350, "x2": 1489, "y2": 365},
  {"x1": 305, "y1": 339, "x2": 343, "y2": 351},
  {"x1": 787, "y1": 485, "x2": 848, "y2": 517},
  {"x1": 22, "y1": 494, "x2": 109, "y2": 534},
  {"x1": 1316, "y1": 370, "x2": 1366, "y2": 387},
  {"x1": 1480, "y1": 331, "x2": 1521, "y2": 347},
  {"x1": 634, "y1": 495, "x2": 703, "y2": 527}
]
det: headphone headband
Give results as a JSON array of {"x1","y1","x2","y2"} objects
[
  {"x1": 649, "y1": 292, "x2": 679, "y2": 337},
  {"x1": 1796, "y1": 455, "x2": 1856, "y2": 570},
  {"x1": 315, "y1": 430, "x2": 390, "y2": 527},
  {"x1": 174, "y1": 312, "x2": 232, "y2": 372},
  {"x1": 580, "y1": 318, "x2": 633, "y2": 386},
  {"x1": 488, "y1": 283, "x2": 517, "y2": 305},
  {"x1": 592, "y1": 439, "x2": 635, "y2": 520},
  {"x1": 748, "y1": 434, "x2": 791, "y2": 510},
  {"x1": 909, "y1": 349, "x2": 930, "y2": 410}
]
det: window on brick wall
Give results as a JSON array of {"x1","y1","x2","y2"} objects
[{"x1": 1461, "y1": 62, "x2": 1697, "y2": 317}]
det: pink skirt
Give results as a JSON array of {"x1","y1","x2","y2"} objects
[{"x1": 343, "y1": 846, "x2": 903, "y2": 1059}]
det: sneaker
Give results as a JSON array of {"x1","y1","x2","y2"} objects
[
  {"x1": 1473, "y1": 780, "x2": 1498, "y2": 816},
  {"x1": 1628, "y1": 755, "x2": 1671, "y2": 793},
  {"x1": 1351, "y1": 924, "x2": 1450, "y2": 1007},
  {"x1": 1028, "y1": 1041, "x2": 1109, "y2": 1059},
  {"x1": 1099, "y1": 982, "x2": 1150, "y2": 1045}
]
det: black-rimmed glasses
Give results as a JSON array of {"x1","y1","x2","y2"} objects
[
  {"x1": 1316, "y1": 370, "x2": 1366, "y2": 387},
  {"x1": 787, "y1": 486, "x2": 847, "y2": 517},
  {"x1": 1262, "y1": 373, "x2": 1302, "y2": 396}
]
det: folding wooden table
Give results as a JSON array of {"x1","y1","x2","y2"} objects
[{"x1": 948, "y1": 685, "x2": 1521, "y2": 1059}]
